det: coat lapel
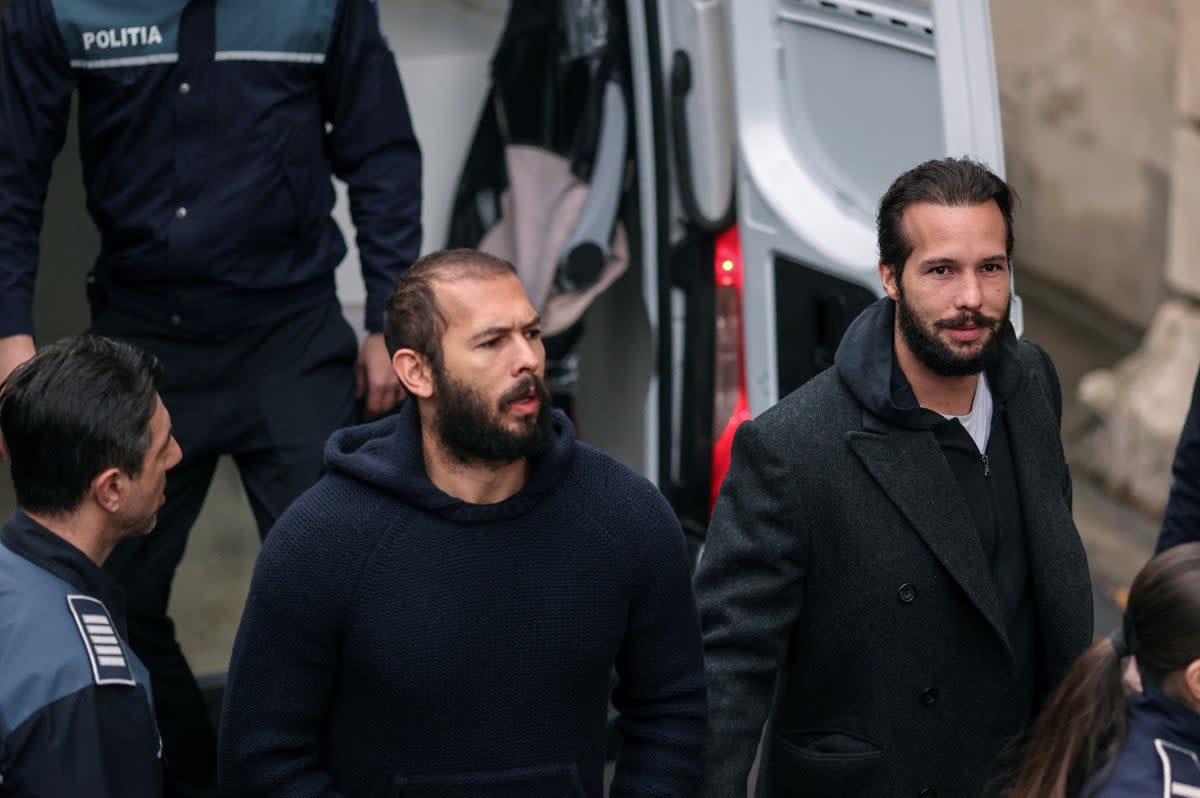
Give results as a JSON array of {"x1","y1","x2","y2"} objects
[
  {"x1": 1004, "y1": 363, "x2": 1094, "y2": 684},
  {"x1": 847, "y1": 419, "x2": 1011, "y2": 654}
]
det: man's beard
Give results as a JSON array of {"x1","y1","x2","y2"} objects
[
  {"x1": 896, "y1": 291, "x2": 1010, "y2": 377},
  {"x1": 433, "y1": 368, "x2": 554, "y2": 466}
]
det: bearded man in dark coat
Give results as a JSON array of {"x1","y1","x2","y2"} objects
[{"x1": 695, "y1": 157, "x2": 1093, "y2": 798}]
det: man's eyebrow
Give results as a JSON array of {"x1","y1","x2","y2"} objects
[
  {"x1": 467, "y1": 315, "x2": 542, "y2": 342},
  {"x1": 468, "y1": 324, "x2": 514, "y2": 343},
  {"x1": 919, "y1": 254, "x2": 1007, "y2": 266}
]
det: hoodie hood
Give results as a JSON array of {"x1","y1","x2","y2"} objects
[
  {"x1": 324, "y1": 399, "x2": 577, "y2": 524},
  {"x1": 833, "y1": 297, "x2": 1022, "y2": 430}
]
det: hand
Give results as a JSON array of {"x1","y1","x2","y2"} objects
[
  {"x1": 355, "y1": 332, "x2": 404, "y2": 420},
  {"x1": 0, "y1": 334, "x2": 35, "y2": 387}
]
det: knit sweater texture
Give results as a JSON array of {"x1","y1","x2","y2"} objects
[{"x1": 218, "y1": 402, "x2": 706, "y2": 797}]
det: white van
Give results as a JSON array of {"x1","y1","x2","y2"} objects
[{"x1": 334, "y1": 0, "x2": 1009, "y2": 551}]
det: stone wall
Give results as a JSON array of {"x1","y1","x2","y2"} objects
[
  {"x1": 991, "y1": 0, "x2": 1176, "y2": 333},
  {"x1": 1004, "y1": 0, "x2": 1200, "y2": 516},
  {"x1": 1167, "y1": 1, "x2": 1200, "y2": 298}
]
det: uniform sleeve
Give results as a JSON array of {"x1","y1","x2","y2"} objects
[
  {"x1": 692, "y1": 419, "x2": 810, "y2": 798},
  {"x1": 0, "y1": 0, "x2": 76, "y2": 338},
  {"x1": 1, "y1": 683, "x2": 163, "y2": 797},
  {"x1": 1159, "y1": 366, "x2": 1200, "y2": 552},
  {"x1": 218, "y1": 495, "x2": 360, "y2": 798},
  {"x1": 608, "y1": 492, "x2": 707, "y2": 797},
  {"x1": 321, "y1": 0, "x2": 422, "y2": 333}
]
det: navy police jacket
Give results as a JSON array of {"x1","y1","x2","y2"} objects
[
  {"x1": 0, "y1": 0, "x2": 421, "y2": 337},
  {"x1": 1160, "y1": 366, "x2": 1200, "y2": 552},
  {"x1": 1080, "y1": 684, "x2": 1200, "y2": 798},
  {"x1": 0, "y1": 510, "x2": 162, "y2": 797}
]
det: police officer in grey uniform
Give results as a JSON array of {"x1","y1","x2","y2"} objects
[
  {"x1": 0, "y1": 336, "x2": 180, "y2": 797},
  {"x1": 0, "y1": 2, "x2": 421, "y2": 789}
]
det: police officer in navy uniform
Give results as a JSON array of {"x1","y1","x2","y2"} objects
[
  {"x1": 0, "y1": 336, "x2": 181, "y2": 797},
  {"x1": 1076, "y1": 679, "x2": 1200, "y2": 798},
  {"x1": 1009, "y1": 542, "x2": 1200, "y2": 798},
  {"x1": 1087, "y1": 692, "x2": 1200, "y2": 798},
  {"x1": 1159, "y1": 366, "x2": 1200, "y2": 553},
  {"x1": 0, "y1": 0, "x2": 421, "y2": 792}
]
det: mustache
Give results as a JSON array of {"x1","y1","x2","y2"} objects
[
  {"x1": 498, "y1": 374, "x2": 551, "y2": 406},
  {"x1": 934, "y1": 310, "x2": 1002, "y2": 330}
]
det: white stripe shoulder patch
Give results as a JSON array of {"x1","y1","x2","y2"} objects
[
  {"x1": 70, "y1": 53, "x2": 180, "y2": 70},
  {"x1": 67, "y1": 595, "x2": 136, "y2": 686},
  {"x1": 213, "y1": 50, "x2": 325, "y2": 64}
]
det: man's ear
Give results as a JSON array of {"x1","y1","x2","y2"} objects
[
  {"x1": 90, "y1": 467, "x2": 125, "y2": 514},
  {"x1": 879, "y1": 261, "x2": 900, "y2": 302},
  {"x1": 392, "y1": 349, "x2": 434, "y2": 399},
  {"x1": 1183, "y1": 659, "x2": 1200, "y2": 707}
]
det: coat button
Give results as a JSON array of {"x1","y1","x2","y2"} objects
[
  {"x1": 179, "y1": 82, "x2": 191, "y2": 95},
  {"x1": 919, "y1": 788, "x2": 937, "y2": 798},
  {"x1": 175, "y1": 206, "x2": 187, "y2": 220},
  {"x1": 897, "y1": 583, "x2": 917, "y2": 603},
  {"x1": 169, "y1": 314, "x2": 182, "y2": 327},
  {"x1": 919, "y1": 687, "x2": 938, "y2": 705}
]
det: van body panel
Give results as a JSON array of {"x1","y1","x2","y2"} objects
[
  {"x1": 728, "y1": 0, "x2": 1009, "y2": 413},
  {"x1": 327, "y1": 0, "x2": 1008, "y2": 498}
]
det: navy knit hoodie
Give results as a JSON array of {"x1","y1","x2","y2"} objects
[{"x1": 218, "y1": 401, "x2": 706, "y2": 798}]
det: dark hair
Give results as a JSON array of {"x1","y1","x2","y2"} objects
[
  {"x1": 0, "y1": 336, "x2": 164, "y2": 514},
  {"x1": 1009, "y1": 542, "x2": 1200, "y2": 798},
  {"x1": 877, "y1": 157, "x2": 1017, "y2": 279},
  {"x1": 383, "y1": 248, "x2": 518, "y2": 367}
]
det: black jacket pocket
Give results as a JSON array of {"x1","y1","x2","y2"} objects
[
  {"x1": 394, "y1": 762, "x2": 585, "y2": 797},
  {"x1": 766, "y1": 730, "x2": 888, "y2": 798}
]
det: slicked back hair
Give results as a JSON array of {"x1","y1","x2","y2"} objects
[
  {"x1": 383, "y1": 248, "x2": 519, "y2": 370},
  {"x1": 0, "y1": 336, "x2": 164, "y2": 515},
  {"x1": 877, "y1": 157, "x2": 1017, "y2": 281}
]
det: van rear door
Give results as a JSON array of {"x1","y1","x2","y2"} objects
[{"x1": 728, "y1": 0, "x2": 1008, "y2": 413}]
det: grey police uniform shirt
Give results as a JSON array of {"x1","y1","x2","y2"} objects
[{"x1": 0, "y1": 509, "x2": 163, "y2": 797}]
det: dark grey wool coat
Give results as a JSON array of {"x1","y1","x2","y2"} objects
[{"x1": 695, "y1": 299, "x2": 1093, "y2": 798}]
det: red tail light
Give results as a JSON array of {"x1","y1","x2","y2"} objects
[{"x1": 709, "y1": 225, "x2": 751, "y2": 515}]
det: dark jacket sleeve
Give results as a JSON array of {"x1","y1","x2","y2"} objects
[
  {"x1": 321, "y1": 0, "x2": 421, "y2": 333},
  {"x1": 218, "y1": 495, "x2": 360, "y2": 798},
  {"x1": 608, "y1": 490, "x2": 707, "y2": 797},
  {"x1": 1, "y1": 683, "x2": 163, "y2": 797},
  {"x1": 1159, "y1": 366, "x2": 1200, "y2": 552},
  {"x1": 692, "y1": 418, "x2": 810, "y2": 798},
  {"x1": 0, "y1": 0, "x2": 76, "y2": 337}
]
